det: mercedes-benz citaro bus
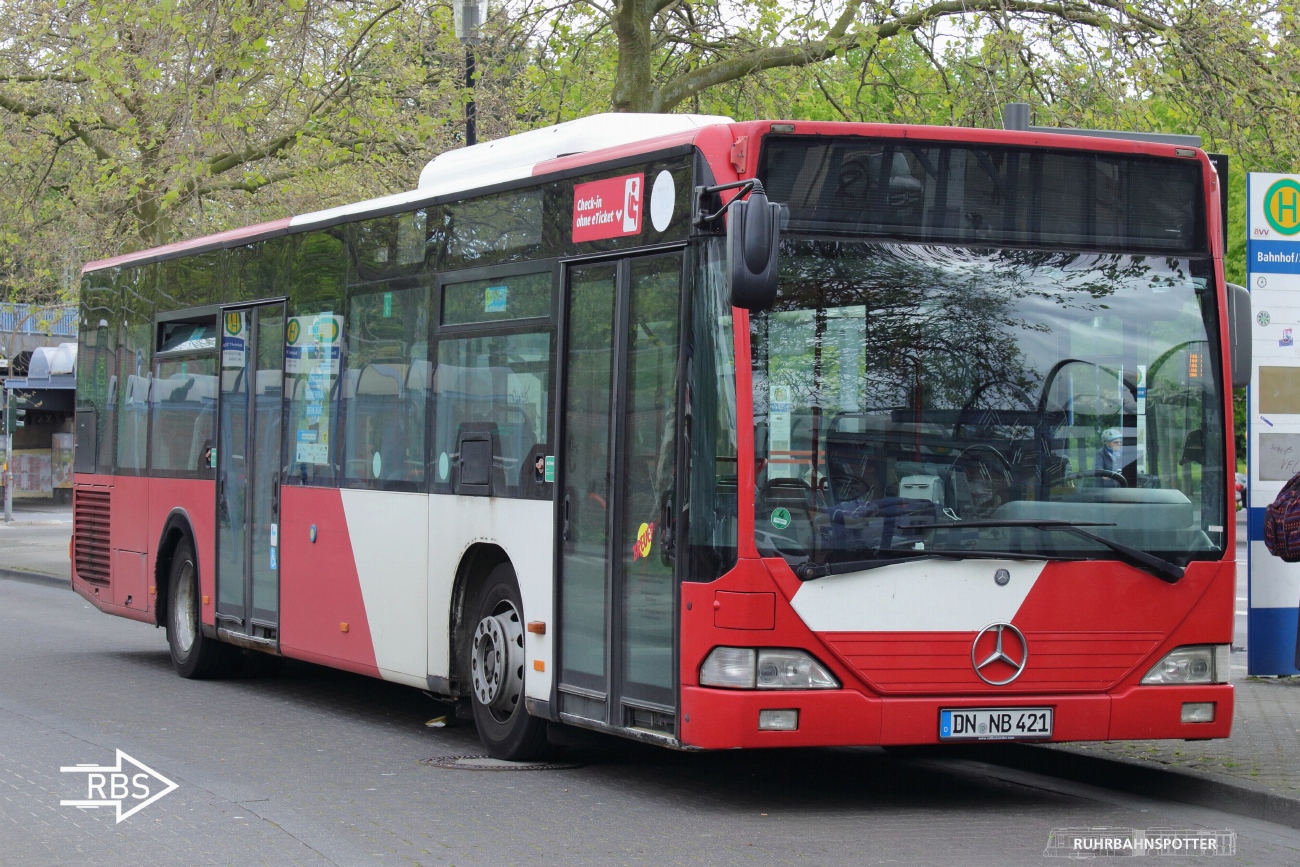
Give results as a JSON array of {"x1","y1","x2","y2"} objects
[{"x1": 71, "y1": 113, "x2": 1249, "y2": 759}]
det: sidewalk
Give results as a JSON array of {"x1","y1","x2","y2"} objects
[
  {"x1": 0, "y1": 498, "x2": 72, "y2": 585},
  {"x1": 1051, "y1": 678, "x2": 1300, "y2": 798}
]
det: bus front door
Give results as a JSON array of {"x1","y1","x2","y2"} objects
[
  {"x1": 215, "y1": 301, "x2": 285, "y2": 646},
  {"x1": 556, "y1": 252, "x2": 684, "y2": 738}
]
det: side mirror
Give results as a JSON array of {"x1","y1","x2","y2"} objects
[
  {"x1": 1226, "y1": 282, "x2": 1251, "y2": 389},
  {"x1": 727, "y1": 184, "x2": 782, "y2": 310}
]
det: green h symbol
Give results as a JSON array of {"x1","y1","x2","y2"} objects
[
  {"x1": 1265, "y1": 180, "x2": 1300, "y2": 235},
  {"x1": 1281, "y1": 188, "x2": 1299, "y2": 227}
]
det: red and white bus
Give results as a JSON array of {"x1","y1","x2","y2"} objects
[{"x1": 72, "y1": 113, "x2": 1247, "y2": 758}]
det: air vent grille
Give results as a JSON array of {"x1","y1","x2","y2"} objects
[{"x1": 73, "y1": 486, "x2": 111, "y2": 585}]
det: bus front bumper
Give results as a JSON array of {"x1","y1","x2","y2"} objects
[{"x1": 678, "y1": 683, "x2": 1234, "y2": 749}]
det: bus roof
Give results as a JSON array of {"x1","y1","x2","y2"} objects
[
  {"x1": 81, "y1": 115, "x2": 1211, "y2": 276},
  {"x1": 81, "y1": 113, "x2": 732, "y2": 275}
]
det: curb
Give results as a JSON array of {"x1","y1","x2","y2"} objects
[
  {"x1": 974, "y1": 742, "x2": 1300, "y2": 831},
  {"x1": 0, "y1": 567, "x2": 70, "y2": 590}
]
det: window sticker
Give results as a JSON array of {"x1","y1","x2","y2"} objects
[
  {"x1": 632, "y1": 521, "x2": 655, "y2": 560},
  {"x1": 770, "y1": 508, "x2": 792, "y2": 530},
  {"x1": 222, "y1": 311, "x2": 247, "y2": 369},
  {"x1": 484, "y1": 285, "x2": 508, "y2": 313},
  {"x1": 573, "y1": 173, "x2": 644, "y2": 242}
]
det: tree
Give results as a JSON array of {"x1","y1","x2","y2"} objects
[
  {"x1": 512, "y1": 0, "x2": 1169, "y2": 116},
  {"x1": 0, "y1": 0, "x2": 464, "y2": 258}
]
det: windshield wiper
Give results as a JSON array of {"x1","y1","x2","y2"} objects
[
  {"x1": 907, "y1": 519, "x2": 1185, "y2": 584},
  {"x1": 793, "y1": 548, "x2": 1042, "y2": 581}
]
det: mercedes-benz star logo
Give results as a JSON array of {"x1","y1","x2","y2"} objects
[{"x1": 971, "y1": 622, "x2": 1028, "y2": 686}]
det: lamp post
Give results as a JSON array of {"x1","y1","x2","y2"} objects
[{"x1": 454, "y1": 0, "x2": 488, "y2": 147}]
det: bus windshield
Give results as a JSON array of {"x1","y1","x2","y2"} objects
[{"x1": 750, "y1": 241, "x2": 1227, "y2": 569}]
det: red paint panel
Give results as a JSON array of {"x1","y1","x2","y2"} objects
[
  {"x1": 721, "y1": 119, "x2": 1209, "y2": 160},
  {"x1": 1109, "y1": 684, "x2": 1233, "y2": 740},
  {"x1": 821, "y1": 631, "x2": 1164, "y2": 696},
  {"x1": 82, "y1": 217, "x2": 292, "y2": 274},
  {"x1": 72, "y1": 581, "x2": 155, "y2": 624},
  {"x1": 732, "y1": 314, "x2": 757, "y2": 559},
  {"x1": 110, "y1": 475, "x2": 150, "y2": 554},
  {"x1": 112, "y1": 550, "x2": 147, "y2": 610},
  {"x1": 1014, "y1": 560, "x2": 1222, "y2": 632},
  {"x1": 681, "y1": 686, "x2": 881, "y2": 749},
  {"x1": 572, "y1": 174, "x2": 644, "y2": 242},
  {"x1": 680, "y1": 559, "x2": 867, "y2": 693},
  {"x1": 278, "y1": 486, "x2": 379, "y2": 677},
  {"x1": 713, "y1": 591, "x2": 775, "y2": 630},
  {"x1": 147, "y1": 477, "x2": 217, "y2": 624}
]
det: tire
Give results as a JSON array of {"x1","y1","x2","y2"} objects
[
  {"x1": 166, "y1": 537, "x2": 235, "y2": 679},
  {"x1": 468, "y1": 563, "x2": 549, "y2": 760}
]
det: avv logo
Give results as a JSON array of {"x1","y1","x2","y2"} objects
[{"x1": 60, "y1": 749, "x2": 179, "y2": 822}]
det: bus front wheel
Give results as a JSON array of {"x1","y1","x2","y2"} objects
[
  {"x1": 166, "y1": 537, "x2": 235, "y2": 679},
  {"x1": 468, "y1": 563, "x2": 548, "y2": 760}
]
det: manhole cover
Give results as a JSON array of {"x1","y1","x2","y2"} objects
[{"x1": 420, "y1": 755, "x2": 583, "y2": 771}]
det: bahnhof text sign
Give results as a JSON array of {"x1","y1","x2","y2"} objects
[{"x1": 1248, "y1": 172, "x2": 1300, "y2": 674}]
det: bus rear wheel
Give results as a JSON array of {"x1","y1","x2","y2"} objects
[
  {"x1": 468, "y1": 563, "x2": 548, "y2": 760},
  {"x1": 166, "y1": 537, "x2": 234, "y2": 679}
]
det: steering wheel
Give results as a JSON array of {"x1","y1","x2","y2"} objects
[
  {"x1": 1061, "y1": 469, "x2": 1128, "y2": 487},
  {"x1": 826, "y1": 473, "x2": 876, "y2": 502},
  {"x1": 950, "y1": 444, "x2": 1015, "y2": 519}
]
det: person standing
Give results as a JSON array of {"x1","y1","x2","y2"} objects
[{"x1": 1095, "y1": 428, "x2": 1125, "y2": 485}]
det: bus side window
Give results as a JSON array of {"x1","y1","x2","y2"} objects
[
  {"x1": 282, "y1": 228, "x2": 347, "y2": 487},
  {"x1": 431, "y1": 330, "x2": 552, "y2": 498},
  {"x1": 339, "y1": 279, "x2": 429, "y2": 492}
]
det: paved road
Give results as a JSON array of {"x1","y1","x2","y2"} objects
[
  {"x1": 0, "y1": 500, "x2": 72, "y2": 582},
  {"x1": 3, "y1": 579, "x2": 1299, "y2": 866}
]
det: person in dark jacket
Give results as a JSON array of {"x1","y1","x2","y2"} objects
[{"x1": 1094, "y1": 427, "x2": 1125, "y2": 485}]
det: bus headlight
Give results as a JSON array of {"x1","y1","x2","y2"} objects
[
  {"x1": 700, "y1": 647, "x2": 839, "y2": 689},
  {"x1": 1141, "y1": 645, "x2": 1230, "y2": 685}
]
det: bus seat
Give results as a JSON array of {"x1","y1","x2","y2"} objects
[{"x1": 187, "y1": 404, "x2": 215, "y2": 472}]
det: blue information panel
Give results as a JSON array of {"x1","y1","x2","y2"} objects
[{"x1": 1247, "y1": 172, "x2": 1300, "y2": 675}]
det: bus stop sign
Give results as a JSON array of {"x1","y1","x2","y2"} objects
[{"x1": 1247, "y1": 172, "x2": 1300, "y2": 675}]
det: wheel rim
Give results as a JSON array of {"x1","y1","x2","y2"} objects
[
  {"x1": 172, "y1": 560, "x2": 197, "y2": 654},
  {"x1": 470, "y1": 600, "x2": 525, "y2": 723}
]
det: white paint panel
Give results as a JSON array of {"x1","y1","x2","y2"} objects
[
  {"x1": 289, "y1": 114, "x2": 733, "y2": 232},
  {"x1": 341, "y1": 489, "x2": 429, "y2": 683},
  {"x1": 790, "y1": 559, "x2": 1046, "y2": 633},
  {"x1": 1250, "y1": 540, "x2": 1300, "y2": 608},
  {"x1": 417, "y1": 113, "x2": 731, "y2": 192},
  {"x1": 427, "y1": 497, "x2": 554, "y2": 701}
]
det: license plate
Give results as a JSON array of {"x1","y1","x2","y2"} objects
[{"x1": 939, "y1": 707, "x2": 1053, "y2": 740}]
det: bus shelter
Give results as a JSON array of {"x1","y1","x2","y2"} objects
[{"x1": 2, "y1": 342, "x2": 76, "y2": 503}]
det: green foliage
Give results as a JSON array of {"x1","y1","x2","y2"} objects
[
  {"x1": 0, "y1": 0, "x2": 473, "y2": 298},
  {"x1": 0, "y1": 0, "x2": 1297, "y2": 351}
]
